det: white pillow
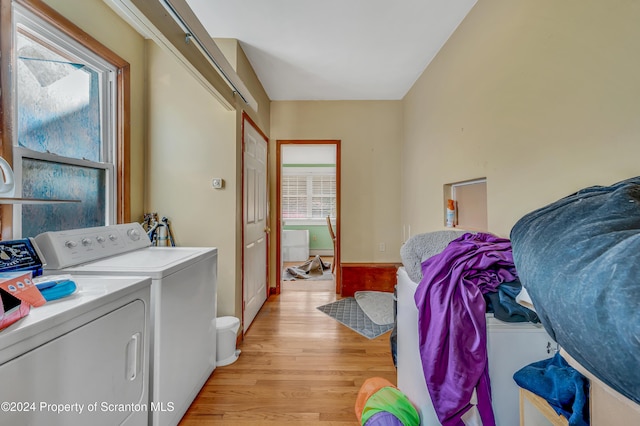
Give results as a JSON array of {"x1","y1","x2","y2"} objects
[{"x1": 400, "y1": 230, "x2": 468, "y2": 283}]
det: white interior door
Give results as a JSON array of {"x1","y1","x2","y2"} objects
[{"x1": 243, "y1": 118, "x2": 268, "y2": 332}]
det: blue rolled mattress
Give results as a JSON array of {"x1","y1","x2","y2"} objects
[{"x1": 510, "y1": 176, "x2": 640, "y2": 404}]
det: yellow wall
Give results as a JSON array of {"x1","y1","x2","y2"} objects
[
  {"x1": 45, "y1": 0, "x2": 640, "y2": 313},
  {"x1": 145, "y1": 39, "x2": 271, "y2": 318},
  {"x1": 216, "y1": 38, "x2": 271, "y2": 318},
  {"x1": 41, "y1": 1, "x2": 272, "y2": 320},
  {"x1": 269, "y1": 0, "x2": 640, "y2": 267},
  {"x1": 236, "y1": 43, "x2": 271, "y2": 134},
  {"x1": 403, "y1": 0, "x2": 640, "y2": 238},
  {"x1": 270, "y1": 101, "x2": 404, "y2": 271},
  {"x1": 44, "y1": 0, "x2": 146, "y2": 222},
  {"x1": 145, "y1": 41, "x2": 238, "y2": 316},
  {"x1": 233, "y1": 42, "x2": 271, "y2": 316},
  {"x1": 41, "y1": 0, "x2": 249, "y2": 318}
]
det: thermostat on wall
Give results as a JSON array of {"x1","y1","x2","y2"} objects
[{"x1": 212, "y1": 178, "x2": 224, "y2": 189}]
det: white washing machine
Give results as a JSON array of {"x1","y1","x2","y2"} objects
[
  {"x1": 0, "y1": 274, "x2": 151, "y2": 426},
  {"x1": 35, "y1": 223, "x2": 218, "y2": 426},
  {"x1": 396, "y1": 267, "x2": 555, "y2": 426}
]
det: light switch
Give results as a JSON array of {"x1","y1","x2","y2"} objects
[{"x1": 212, "y1": 178, "x2": 224, "y2": 189}]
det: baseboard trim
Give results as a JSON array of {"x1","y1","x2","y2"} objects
[{"x1": 340, "y1": 262, "x2": 402, "y2": 297}]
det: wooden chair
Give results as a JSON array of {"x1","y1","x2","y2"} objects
[{"x1": 326, "y1": 216, "x2": 336, "y2": 273}]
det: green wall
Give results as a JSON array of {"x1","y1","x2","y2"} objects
[{"x1": 283, "y1": 225, "x2": 333, "y2": 250}]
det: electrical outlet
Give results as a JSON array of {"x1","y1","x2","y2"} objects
[
  {"x1": 212, "y1": 178, "x2": 224, "y2": 189},
  {"x1": 379, "y1": 243, "x2": 386, "y2": 252}
]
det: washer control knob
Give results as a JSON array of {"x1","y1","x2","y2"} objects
[
  {"x1": 109, "y1": 234, "x2": 118, "y2": 241},
  {"x1": 96, "y1": 236, "x2": 106, "y2": 244},
  {"x1": 65, "y1": 240, "x2": 77, "y2": 249},
  {"x1": 127, "y1": 229, "x2": 141, "y2": 241},
  {"x1": 82, "y1": 238, "x2": 93, "y2": 247}
]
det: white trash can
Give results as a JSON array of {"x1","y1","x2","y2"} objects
[{"x1": 216, "y1": 316, "x2": 241, "y2": 366}]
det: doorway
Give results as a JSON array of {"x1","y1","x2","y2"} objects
[{"x1": 276, "y1": 140, "x2": 341, "y2": 294}]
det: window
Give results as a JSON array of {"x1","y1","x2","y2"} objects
[
  {"x1": 282, "y1": 168, "x2": 336, "y2": 220},
  {"x1": 0, "y1": 0, "x2": 130, "y2": 238}
]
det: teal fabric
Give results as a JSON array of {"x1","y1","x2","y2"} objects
[
  {"x1": 513, "y1": 353, "x2": 589, "y2": 426},
  {"x1": 40, "y1": 280, "x2": 76, "y2": 301}
]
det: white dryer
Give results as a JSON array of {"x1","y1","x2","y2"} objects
[
  {"x1": 35, "y1": 223, "x2": 218, "y2": 426},
  {"x1": 0, "y1": 275, "x2": 151, "y2": 426}
]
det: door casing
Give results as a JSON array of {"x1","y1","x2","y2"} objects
[{"x1": 276, "y1": 140, "x2": 341, "y2": 294}]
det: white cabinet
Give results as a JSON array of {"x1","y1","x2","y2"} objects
[
  {"x1": 396, "y1": 267, "x2": 555, "y2": 426},
  {"x1": 282, "y1": 230, "x2": 309, "y2": 262}
]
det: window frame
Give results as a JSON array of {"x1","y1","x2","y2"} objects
[{"x1": 0, "y1": 0, "x2": 130, "y2": 239}]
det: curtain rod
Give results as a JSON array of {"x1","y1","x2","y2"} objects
[{"x1": 162, "y1": 0, "x2": 258, "y2": 112}]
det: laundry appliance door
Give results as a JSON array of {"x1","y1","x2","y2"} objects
[{"x1": 0, "y1": 299, "x2": 148, "y2": 425}]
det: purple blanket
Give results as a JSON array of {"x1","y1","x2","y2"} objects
[{"x1": 414, "y1": 233, "x2": 518, "y2": 426}]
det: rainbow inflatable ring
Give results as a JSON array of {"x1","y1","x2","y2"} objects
[{"x1": 355, "y1": 377, "x2": 420, "y2": 426}]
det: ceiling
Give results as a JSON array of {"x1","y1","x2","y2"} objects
[{"x1": 184, "y1": 0, "x2": 477, "y2": 101}]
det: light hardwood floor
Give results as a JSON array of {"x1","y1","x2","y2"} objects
[{"x1": 179, "y1": 269, "x2": 397, "y2": 425}]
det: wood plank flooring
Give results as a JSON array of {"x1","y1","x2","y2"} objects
[{"x1": 179, "y1": 272, "x2": 397, "y2": 425}]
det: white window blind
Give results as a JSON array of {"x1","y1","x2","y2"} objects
[
  {"x1": 311, "y1": 175, "x2": 336, "y2": 218},
  {"x1": 282, "y1": 175, "x2": 308, "y2": 218},
  {"x1": 283, "y1": 174, "x2": 336, "y2": 219}
]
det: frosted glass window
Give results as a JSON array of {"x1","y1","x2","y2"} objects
[
  {"x1": 21, "y1": 159, "x2": 105, "y2": 238},
  {"x1": 10, "y1": 5, "x2": 117, "y2": 238},
  {"x1": 16, "y1": 31, "x2": 102, "y2": 162}
]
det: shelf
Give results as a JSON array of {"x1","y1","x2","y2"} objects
[
  {"x1": 520, "y1": 388, "x2": 569, "y2": 426},
  {"x1": 0, "y1": 198, "x2": 81, "y2": 205}
]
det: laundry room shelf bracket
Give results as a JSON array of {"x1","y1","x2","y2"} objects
[{"x1": 0, "y1": 198, "x2": 81, "y2": 204}]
